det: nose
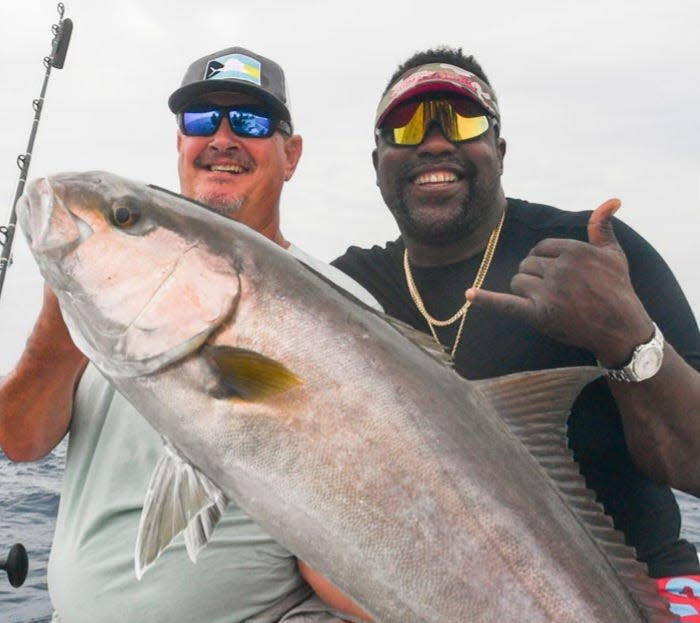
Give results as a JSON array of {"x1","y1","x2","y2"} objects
[
  {"x1": 416, "y1": 122, "x2": 456, "y2": 155},
  {"x1": 208, "y1": 115, "x2": 243, "y2": 150}
]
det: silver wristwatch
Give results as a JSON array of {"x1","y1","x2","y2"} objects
[{"x1": 605, "y1": 322, "x2": 665, "y2": 383}]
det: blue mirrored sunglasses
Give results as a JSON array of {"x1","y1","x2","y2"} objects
[{"x1": 177, "y1": 106, "x2": 292, "y2": 138}]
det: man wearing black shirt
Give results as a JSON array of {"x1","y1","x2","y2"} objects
[{"x1": 332, "y1": 47, "x2": 700, "y2": 618}]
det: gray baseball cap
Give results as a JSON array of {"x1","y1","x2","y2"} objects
[{"x1": 168, "y1": 46, "x2": 292, "y2": 126}]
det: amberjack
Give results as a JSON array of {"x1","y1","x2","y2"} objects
[{"x1": 17, "y1": 171, "x2": 674, "y2": 622}]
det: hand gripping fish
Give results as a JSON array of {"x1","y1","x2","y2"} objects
[{"x1": 17, "y1": 171, "x2": 674, "y2": 623}]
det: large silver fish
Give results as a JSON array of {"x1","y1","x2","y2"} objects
[{"x1": 17, "y1": 171, "x2": 673, "y2": 623}]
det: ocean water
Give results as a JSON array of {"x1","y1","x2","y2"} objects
[
  {"x1": 1, "y1": 443, "x2": 699, "y2": 623},
  {"x1": 1, "y1": 442, "x2": 64, "y2": 623}
]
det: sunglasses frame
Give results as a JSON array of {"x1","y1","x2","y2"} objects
[
  {"x1": 375, "y1": 99, "x2": 498, "y2": 147},
  {"x1": 177, "y1": 105, "x2": 292, "y2": 139}
]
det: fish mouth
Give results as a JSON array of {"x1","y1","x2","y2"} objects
[{"x1": 17, "y1": 177, "x2": 91, "y2": 260}]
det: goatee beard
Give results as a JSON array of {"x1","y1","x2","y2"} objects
[
  {"x1": 195, "y1": 193, "x2": 244, "y2": 219},
  {"x1": 392, "y1": 184, "x2": 491, "y2": 246}
]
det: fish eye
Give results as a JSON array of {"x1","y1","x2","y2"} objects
[{"x1": 111, "y1": 199, "x2": 141, "y2": 228}]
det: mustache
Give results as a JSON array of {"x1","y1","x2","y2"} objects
[{"x1": 195, "y1": 153, "x2": 256, "y2": 170}]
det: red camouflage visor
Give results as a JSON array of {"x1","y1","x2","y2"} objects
[{"x1": 375, "y1": 63, "x2": 500, "y2": 129}]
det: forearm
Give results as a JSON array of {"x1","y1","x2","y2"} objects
[
  {"x1": 0, "y1": 288, "x2": 88, "y2": 461},
  {"x1": 0, "y1": 351, "x2": 86, "y2": 461},
  {"x1": 610, "y1": 344, "x2": 700, "y2": 496},
  {"x1": 298, "y1": 560, "x2": 373, "y2": 622}
]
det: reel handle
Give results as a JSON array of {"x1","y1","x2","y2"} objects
[{"x1": 0, "y1": 543, "x2": 29, "y2": 587}]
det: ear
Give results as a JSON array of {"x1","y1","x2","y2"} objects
[
  {"x1": 372, "y1": 148, "x2": 379, "y2": 186},
  {"x1": 497, "y1": 137, "x2": 506, "y2": 174},
  {"x1": 283, "y1": 134, "x2": 303, "y2": 181}
]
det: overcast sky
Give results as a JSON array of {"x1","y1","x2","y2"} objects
[{"x1": 1, "y1": 0, "x2": 698, "y2": 373}]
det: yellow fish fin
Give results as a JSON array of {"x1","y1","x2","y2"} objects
[{"x1": 205, "y1": 345, "x2": 303, "y2": 400}]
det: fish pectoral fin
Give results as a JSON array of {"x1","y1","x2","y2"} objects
[
  {"x1": 204, "y1": 345, "x2": 303, "y2": 400},
  {"x1": 134, "y1": 443, "x2": 228, "y2": 580}
]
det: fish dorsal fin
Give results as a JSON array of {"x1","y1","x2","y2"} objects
[
  {"x1": 473, "y1": 366, "x2": 675, "y2": 623},
  {"x1": 204, "y1": 345, "x2": 303, "y2": 400},
  {"x1": 382, "y1": 314, "x2": 455, "y2": 367},
  {"x1": 294, "y1": 259, "x2": 454, "y2": 367},
  {"x1": 135, "y1": 443, "x2": 228, "y2": 579}
]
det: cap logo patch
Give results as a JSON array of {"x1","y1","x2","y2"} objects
[{"x1": 205, "y1": 53, "x2": 262, "y2": 86}]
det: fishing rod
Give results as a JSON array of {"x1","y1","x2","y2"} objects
[
  {"x1": 0, "y1": 3, "x2": 72, "y2": 590},
  {"x1": 0, "y1": 2, "x2": 73, "y2": 300}
]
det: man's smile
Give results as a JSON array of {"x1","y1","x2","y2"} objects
[
  {"x1": 414, "y1": 169, "x2": 460, "y2": 186},
  {"x1": 208, "y1": 163, "x2": 248, "y2": 174},
  {"x1": 195, "y1": 153, "x2": 255, "y2": 176}
]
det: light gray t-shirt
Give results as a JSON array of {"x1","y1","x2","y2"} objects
[{"x1": 48, "y1": 246, "x2": 380, "y2": 622}]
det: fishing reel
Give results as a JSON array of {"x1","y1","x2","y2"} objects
[{"x1": 1, "y1": 543, "x2": 28, "y2": 588}]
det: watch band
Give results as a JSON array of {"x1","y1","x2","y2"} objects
[{"x1": 604, "y1": 322, "x2": 665, "y2": 383}]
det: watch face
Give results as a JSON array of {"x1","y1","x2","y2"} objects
[{"x1": 632, "y1": 347, "x2": 663, "y2": 380}]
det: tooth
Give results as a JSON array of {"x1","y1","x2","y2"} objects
[
  {"x1": 416, "y1": 172, "x2": 456, "y2": 185},
  {"x1": 211, "y1": 165, "x2": 244, "y2": 173}
]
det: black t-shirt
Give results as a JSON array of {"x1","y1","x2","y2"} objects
[{"x1": 333, "y1": 197, "x2": 700, "y2": 577}]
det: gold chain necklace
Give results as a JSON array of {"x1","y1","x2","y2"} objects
[{"x1": 403, "y1": 211, "x2": 505, "y2": 358}]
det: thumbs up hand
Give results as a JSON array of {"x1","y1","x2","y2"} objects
[
  {"x1": 586, "y1": 198, "x2": 623, "y2": 248},
  {"x1": 467, "y1": 199, "x2": 654, "y2": 365}
]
